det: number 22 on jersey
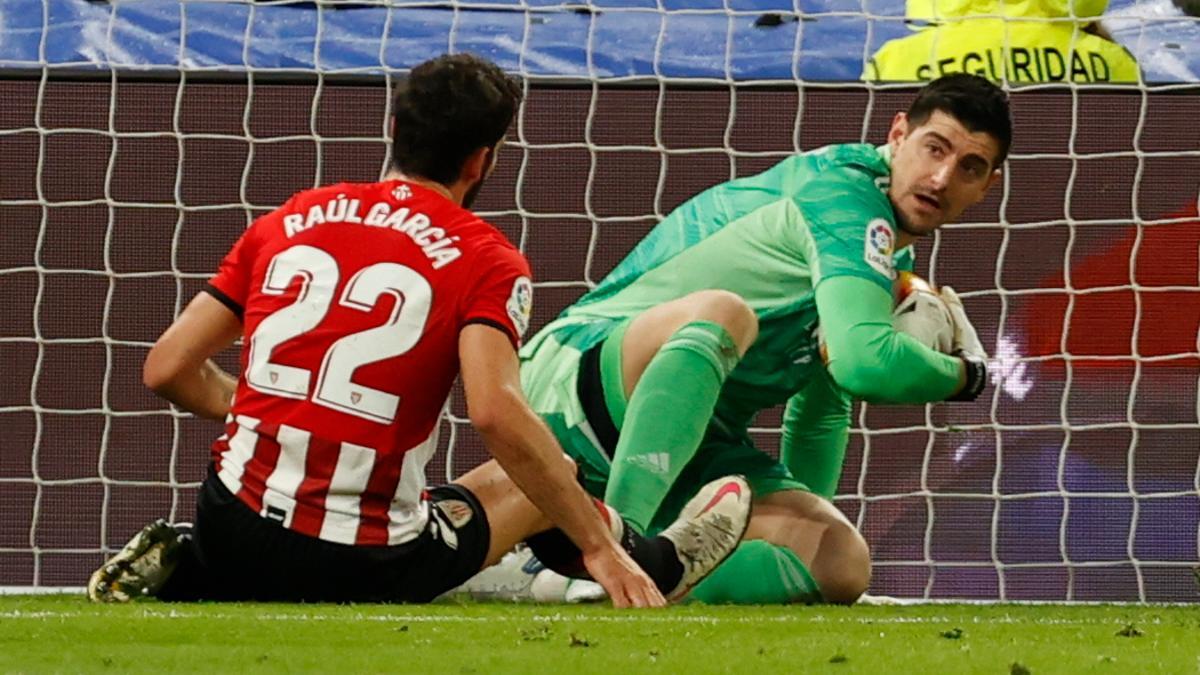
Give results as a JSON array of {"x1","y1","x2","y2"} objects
[{"x1": 245, "y1": 244, "x2": 431, "y2": 424}]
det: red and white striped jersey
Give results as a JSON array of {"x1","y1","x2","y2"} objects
[{"x1": 204, "y1": 180, "x2": 532, "y2": 546}]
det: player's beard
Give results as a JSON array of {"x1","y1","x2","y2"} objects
[
  {"x1": 895, "y1": 213, "x2": 925, "y2": 238},
  {"x1": 893, "y1": 192, "x2": 942, "y2": 238},
  {"x1": 462, "y1": 147, "x2": 495, "y2": 210},
  {"x1": 462, "y1": 174, "x2": 487, "y2": 209}
]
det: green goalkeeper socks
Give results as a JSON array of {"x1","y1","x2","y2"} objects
[
  {"x1": 687, "y1": 540, "x2": 823, "y2": 605},
  {"x1": 603, "y1": 320, "x2": 740, "y2": 533}
]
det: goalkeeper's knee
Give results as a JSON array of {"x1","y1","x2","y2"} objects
[{"x1": 808, "y1": 519, "x2": 871, "y2": 604}]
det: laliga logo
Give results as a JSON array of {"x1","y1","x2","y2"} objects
[
  {"x1": 868, "y1": 221, "x2": 893, "y2": 256},
  {"x1": 863, "y1": 218, "x2": 896, "y2": 279}
]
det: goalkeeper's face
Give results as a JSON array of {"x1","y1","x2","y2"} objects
[{"x1": 886, "y1": 110, "x2": 1001, "y2": 236}]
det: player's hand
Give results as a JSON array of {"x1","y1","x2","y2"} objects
[
  {"x1": 893, "y1": 291, "x2": 955, "y2": 353},
  {"x1": 939, "y1": 286, "x2": 986, "y2": 360},
  {"x1": 581, "y1": 544, "x2": 667, "y2": 609},
  {"x1": 940, "y1": 286, "x2": 988, "y2": 402}
]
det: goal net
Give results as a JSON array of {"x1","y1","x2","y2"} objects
[{"x1": 2, "y1": 0, "x2": 1198, "y2": 601}]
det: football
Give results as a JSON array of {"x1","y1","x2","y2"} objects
[
  {"x1": 893, "y1": 271, "x2": 955, "y2": 353},
  {"x1": 894, "y1": 269, "x2": 938, "y2": 300}
]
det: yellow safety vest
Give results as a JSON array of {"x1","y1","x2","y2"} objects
[{"x1": 865, "y1": 20, "x2": 1141, "y2": 83}]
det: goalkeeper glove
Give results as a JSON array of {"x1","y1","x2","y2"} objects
[
  {"x1": 893, "y1": 290, "x2": 955, "y2": 353},
  {"x1": 939, "y1": 285, "x2": 988, "y2": 402}
]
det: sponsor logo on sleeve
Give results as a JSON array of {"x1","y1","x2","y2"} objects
[
  {"x1": 863, "y1": 218, "x2": 896, "y2": 280},
  {"x1": 506, "y1": 276, "x2": 533, "y2": 338}
]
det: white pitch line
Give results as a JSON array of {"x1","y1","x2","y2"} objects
[
  {"x1": 0, "y1": 587, "x2": 82, "y2": 596},
  {"x1": 0, "y1": 609, "x2": 1173, "y2": 627}
]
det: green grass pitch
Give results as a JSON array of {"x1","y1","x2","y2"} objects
[{"x1": 2, "y1": 595, "x2": 1197, "y2": 673}]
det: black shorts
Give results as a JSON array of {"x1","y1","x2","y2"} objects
[{"x1": 159, "y1": 469, "x2": 490, "y2": 603}]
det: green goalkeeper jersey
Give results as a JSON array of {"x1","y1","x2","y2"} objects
[{"x1": 522, "y1": 142, "x2": 964, "y2": 495}]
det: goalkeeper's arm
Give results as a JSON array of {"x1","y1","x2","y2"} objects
[
  {"x1": 780, "y1": 370, "x2": 852, "y2": 500},
  {"x1": 815, "y1": 275, "x2": 983, "y2": 403}
]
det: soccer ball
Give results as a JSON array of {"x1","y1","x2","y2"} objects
[{"x1": 893, "y1": 271, "x2": 955, "y2": 353}]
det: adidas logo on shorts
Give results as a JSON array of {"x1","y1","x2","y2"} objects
[{"x1": 628, "y1": 452, "x2": 671, "y2": 474}]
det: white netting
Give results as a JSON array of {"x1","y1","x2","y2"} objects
[{"x1": 1, "y1": 0, "x2": 1198, "y2": 601}]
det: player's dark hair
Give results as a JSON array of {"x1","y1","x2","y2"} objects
[
  {"x1": 907, "y1": 74, "x2": 1012, "y2": 166},
  {"x1": 391, "y1": 53, "x2": 522, "y2": 185}
]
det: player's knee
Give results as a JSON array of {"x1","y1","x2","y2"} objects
[
  {"x1": 810, "y1": 520, "x2": 871, "y2": 604},
  {"x1": 685, "y1": 289, "x2": 758, "y2": 353}
]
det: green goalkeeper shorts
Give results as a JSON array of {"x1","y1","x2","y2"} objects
[{"x1": 519, "y1": 318, "x2": 809, "y2": 534}]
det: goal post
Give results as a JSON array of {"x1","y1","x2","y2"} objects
[{"x1": 2, "y1": 0, "x2": 1198, "y2": 602}]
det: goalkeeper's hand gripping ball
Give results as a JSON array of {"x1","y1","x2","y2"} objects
[{"x1": 893, "y1": 271, "x2": 955, "y2": 354}]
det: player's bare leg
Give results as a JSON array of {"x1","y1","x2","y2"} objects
[
  {"x1": 531, "y1": 488, "x2": 873, "y2": 605},
  {"x1": 454, "y1": 457, "x2": 555, "y2": 568},
  {"x1": 454, "y1": 457, "x2": 752, "y2": 601},
  {"x1": 618, "y1": 289, "x2": 758, "y2": 397},
  {"x1": 746, "y1": 490, "x2": 871, "y2": 602},
  {"x1": 687, "y1": 489, "x2": 871, "y2": 605}
]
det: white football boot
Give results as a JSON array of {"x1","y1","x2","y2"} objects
[
  {"x1": 658, "y1": 475, "x2": 752, "y2": 602},
  {"x1": 87, "y1": 519, "x2": 185, "y2": 603}
]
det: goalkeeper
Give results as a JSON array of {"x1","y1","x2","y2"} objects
[{"x1": 463, "y1": 73, "x2": 1009, "y2": 604}]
